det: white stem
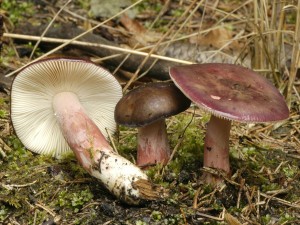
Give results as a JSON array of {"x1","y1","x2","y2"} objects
[{"x1": 52, "y1": 92, "x2": 160, "y2": 204}]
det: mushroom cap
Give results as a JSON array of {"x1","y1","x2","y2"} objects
[
  {"x1": 114, "y1": 82, "x2": 191, "y2": 127},
  {"x1": 169, "y1": 63, "x2": 289, "y2": 122},
  {"x1": 11, "y1": 57, "x2": 122, "y2": 157}
]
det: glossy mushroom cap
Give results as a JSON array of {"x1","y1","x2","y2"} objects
[
  {"x1": 11, "y1": 57, "x2": 122, "y2": 157},
  {"x1": 169, "y1": 63, "x2": 289, "y2": 122},
  {"x1": 114, "y1": 81, "x2": 191, "y2": 127}
]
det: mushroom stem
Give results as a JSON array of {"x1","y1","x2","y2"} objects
[
  {"x1": 137, "y1": 119, "x2": 170, "y2": 168},
  {"x1": 53, "y1": 92, "x2": 162, "y2": 204},
  {"x1": 203, "y1": 115, "x2": 231, "y2": 180}
]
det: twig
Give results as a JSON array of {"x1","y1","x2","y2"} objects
[
  {"x1": 0, "y1": 147, "x2": 6, "y2": 158},
  {"x1": 180, "y1": 207, "x2": 188, "y2": 225},
  {"x1": 33, "y1": 209, "x2": 38, "y2": 225},
  {"x1": 260, "y1": 192, "x2": 300, "y2": 209},
  {"x1": 287, "y1": 153, "x2": 300, "y2": 160},
  {"x1": 0, "y1": 137, "x2": 12, "y2": 152},
  {"x1": 3, "y1": 33, "x2": 193, "y2": 68},
  {"x1": 35, "y1": 202, "x2": 56, "y2": 217},
  {"x1": 237, "y1": 178, "x2": 245, "y2": 209},
  {"x1": 256, "y1": 189, "x2": 260, "y2": 220},
  {"x1": 193, "y1": 187, "x2": 202, "y2": 209},
  {"x1": 274, "y1": 161, "x2": 287, "y2": 173},
  {"x1": 1, "y1": 180, "x2": 37, "y2": 190},
  {"x1": 196, "y1": 208, "x2": 225, "y2": 221}
]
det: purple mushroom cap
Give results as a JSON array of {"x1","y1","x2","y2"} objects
[{"x1": 169, "y1": 63, "x2": 289, "y2": 122}]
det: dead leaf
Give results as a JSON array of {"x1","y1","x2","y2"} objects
[
  {"x1": 120, "y1": 14, "x2": 161, "y2": 46},
  {"x1": 190, "y1": 26, "x2": 240, "y2": 50},
  {"x1": 120, "y1": 13, "x2": 146, "y2": 35},
  {"x1": 224, "y1": 212, "x2": 243, "y2": 225}
]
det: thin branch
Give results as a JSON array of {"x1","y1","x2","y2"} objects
[{"x1": 4, "y1": 33, "x2": 193, "y2": 66}]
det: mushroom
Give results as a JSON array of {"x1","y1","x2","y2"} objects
[
  {"x1": 114, "y1": 81, "x2": 191, "y2": 168},
  {"x1": 169, "y1": 63, "x2": 289, "y2": 183},
  {"x1": 11, "y1": 57, "x2": 162, "y2": 204}
]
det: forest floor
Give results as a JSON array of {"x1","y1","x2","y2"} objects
[{"x1": 0, "y1": 0, "x2": 300, "y2": 224}]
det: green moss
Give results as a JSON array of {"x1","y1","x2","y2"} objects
[
  {"x1": 0, "y1": 98, "x2": 6, "y2": 105},
  {"x1": 0, "y1": 132, "x2": 96, "y2": 224},
  {"x1": 167, "y1": 113, "x2": 204, "y2": 174},
  {"x1": 137, "y1": 0, "x2": 163, "y2": 13},
  {"x1": 0, "y1": 205, "x2": 9, "y2": 221},
  {"x1": 151, "y1": 210, "x2": 163, "y2": 221},
  {"x1": 135, "y1": 220, "x2": 148, "y2": 225},
  {"x1": 117, "y1": 126, "x2": 137, "y2": 158},
  {"x1": 2, "y1": 0, "x2": 35, "y2": 24},
  {"x1": 74, "y1": 0, "x2": 90, "y2": 11},
  {"x1": 57, "y1": 189, "x2": 94, "y2": 212},
  {"x1": 261, "y1": 214, "x2": 272, "y2": 225},
  {"x1": 279, "y1": 213, "x2": 296, "y2": 223},
  {"x1": 171, "y1": 8, "x2": 185, "y2": 17},
  {"x1": 282, "y1": 165, "x2": 298, "y2": 178}
]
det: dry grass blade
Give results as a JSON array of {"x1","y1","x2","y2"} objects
[
  {"x1": 286, "y1": 1, "x2": 300, "y2": 107},
  {"x1": 224, "y1": 212, "x2": 243, "y2": 225}
]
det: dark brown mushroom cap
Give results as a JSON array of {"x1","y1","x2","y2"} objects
[
  {"x1": 169, "y1": 63, "x2": 289, "y2": 122},
  {"x1": 114, "y1": 82, "x2": 191, "y2": 127}
]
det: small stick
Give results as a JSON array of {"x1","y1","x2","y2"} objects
[
  {"x1": 35, "y1": 202, "x2": 56, "y2": 217},
  {"x1": 256, "y1": 189, "x2": 260, "y2": 220},
  {"x1": 274, "y1": 161, "x2": 287, "y2": 173},
  {"x1": 180, "y1": 207, "x2": 188, "y2": 225},
  {"x1": 260, "y1": 192, "x2": 300, "y2": 209},
  {"x1": 196, "y1": 208, "x2": 225, "y2": 221},
  {"x1": 4, "y1": 33, "x2": 193, "y2": 77},
  {"x1": 193, "y1": 187, "x2": 202, "y2": 209},
  {"x1": 1, "y1": 180, "x2": 37, "y2": 190},
  {"x1": 237, "y1": 178, "x2": 245, "y2": 209},
  {"x1": 0, "y1": 147, "x2": 6, "y2": 158}
]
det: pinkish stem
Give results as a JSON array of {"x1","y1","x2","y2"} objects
[
  {"x1": 52, "y1": 92, "x2": 112, "y2": 173},
  {"x1": 203, "y1": 115, "x2": 231, "y2": 181},
  {"x1": 137, "y1": 119, "x2": 170, "y2": 167},
  {"x1": 52, "y1": 92, "x2": 160, "y2": 205}
]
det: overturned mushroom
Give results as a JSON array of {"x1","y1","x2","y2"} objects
[
  {"x1": 115, "y1": 81, "x2": 191, "y2": 168},
  {"x1": 170, "y1": 63, "x2": 289, "y2": 183},
  {"x1": 11, "y1": 57, "x2": 163, "y2": 204}
]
